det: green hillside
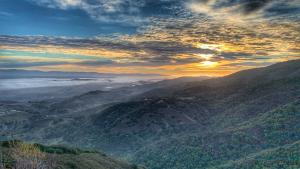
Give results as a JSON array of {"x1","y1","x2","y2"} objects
[
  {"x1": 215, "y1": 140, "x2": 300, "y2": 169},
  {"x1": 133, "y1": 101, "x2": 300, "y2": 169}
]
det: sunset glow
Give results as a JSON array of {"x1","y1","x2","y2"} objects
[
  {"x1": 0, "y1": 0, "x2": 299, "y2": 77},
  {"x1": 200, "y1": 61, "x2": 218, "y2": 68}
]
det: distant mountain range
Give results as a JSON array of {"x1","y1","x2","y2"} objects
[
  {"x1": 0, "y1": 69, "x2": 163, "y2": 79},
  {"x1": 0, "y1": 59, "x2": 299, "y2": 169}
]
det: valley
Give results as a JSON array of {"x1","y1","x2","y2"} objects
[{"x1": 0, "y1": 60, "x2": 300, "y2": 169}]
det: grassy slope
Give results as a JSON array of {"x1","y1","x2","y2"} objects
[{"x1": 0, "y1": 141, "x2": 143, "y2": 169}]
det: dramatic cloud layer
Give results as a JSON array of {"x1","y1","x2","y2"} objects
[
  {"x1": 27, "y1": 0, "x2": 181, "y2": 23},
  {"x1": 0, "y1": 0, "x2": 299, "y2": 76}
]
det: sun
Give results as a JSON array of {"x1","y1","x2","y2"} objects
[
  {"x1": 200, "y1": 61, "x2": 218, "y2": 67},
  {"x1": 198, "y1": 54, "x2": 214, "y2": 60}
]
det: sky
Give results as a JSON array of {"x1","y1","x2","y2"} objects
[{"x1": 0, "y1": 0, "x2": 299, "y2": 77}]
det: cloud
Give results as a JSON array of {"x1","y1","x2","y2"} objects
[
  {"x1": 224, "y1": 61, "x2": 275, "y2": 67},
  {"x1": 0, "y1": 35, "x2": 215, "y2": 66},
  {"x1": 0, "y1": 11, "x2": 13, "y2": 17},
  {"x1": 27, "y1": 0, "x2": 182, "y2": 24},
  {"x1": 217, "y1": 52, "x2": 254, "y2": 60},
  {"x1": 186, "y1": 0, "x2": 300, "y2": 23},
  {"x1": 1, "y1": 0, "x2": 299, "y2": 76},
  {"x1": 0, "y1": 58, "x2": 67, "y2": 68},
  {"x1": 27, "y1": 0, "x2": 137, "y2": 23},
  {"x1": 1, "y1": 11, "x2": 299, "y2": 70},
  {"x1": 26, "y1": 0, "x2": 300, "y2": 26},
  {"x1": 29, "y1": 0, "x2": 84, "y2": 9},
  {"x1": 0, "y1": 56, "x2": 118, "y2": 69},
  {"x1": 75, "y1": 59, "x2": 115, "y2": 66},
  {"x1": 233, "y1": 0, "x2": 273, "y2": 15}
]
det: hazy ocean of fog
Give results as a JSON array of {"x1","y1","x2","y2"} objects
[{"x1": 0, "y1": 76, "x2": 164, "y2": 90}]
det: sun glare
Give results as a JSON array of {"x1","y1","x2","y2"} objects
[
  {"x1": 199, "y1": 54, "x2": 214, "y2": 60},
  {"x1": 200, "y1": 61, "x2": 218, "y2": 67}
]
